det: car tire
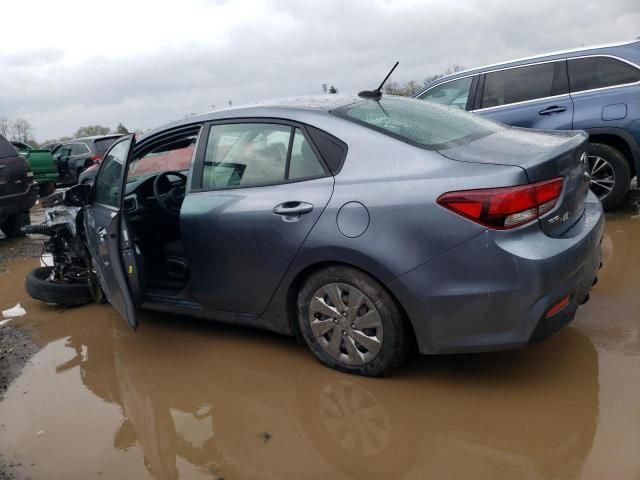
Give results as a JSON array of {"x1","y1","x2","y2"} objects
[
  {"x1": 297, "y1": 265, "x2": 410, "y2": 377},
  {"x1": 26, "y1": 266, "x2": 93, "y2": 306},
  {"x1": 1, "y1": 212, "x2": 29, "y2": 238},
  {"x1": 588, "y1": 143, "x2": 630, "y2": 210}
]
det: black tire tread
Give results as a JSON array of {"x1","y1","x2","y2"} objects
[
  {"x1": 26, "y1": 266, "x2": 93, "y2": 306},
  {"x1": 589, "y1": 142, "x2": 630, "y2": 210}
]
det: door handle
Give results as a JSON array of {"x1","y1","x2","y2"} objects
[
  {"x1": 273, "y1": 201, "x2": 313, "y2": 219},
  {"x1": 539, "y1": 106, "x2": 567, "y2": 115}
]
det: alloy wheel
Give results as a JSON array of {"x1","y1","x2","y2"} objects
[
  {"x1": 308, "y1": 283, "x2": 383, "y2": 365},
  {"x1": 587, "y1": 154, "x2": 616, "y2": 200}
]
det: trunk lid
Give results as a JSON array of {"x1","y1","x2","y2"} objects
[
  {"x1": 0, "y1": 137, "x2": 29, "y2": 196},
  {"x1": 438, "y1": 127, "x2": 590, "y2": 236}
]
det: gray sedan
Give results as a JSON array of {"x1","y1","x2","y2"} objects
[{"x1": 67, "y1": 95, "x2": 603, "y2": 376}]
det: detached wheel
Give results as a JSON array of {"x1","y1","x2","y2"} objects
[
  {"x1": 26, "y1": 266, "x2": 93, "y2": 306},
  {"x1": 298, "y1": 266, "x2": 410, "y2": 377},
  {"x1": 1, "y1": 212, "x2": 29, "y2": 238},
  {"x1": 588, "y1": 143, "x2": 630, "y2": 210}
]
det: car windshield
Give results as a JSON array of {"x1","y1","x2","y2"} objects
[
  {"x1": 332, "y1": 96, "x2": 503, "y2": 149},
  {"x1": 127, "y1": 136, "x2": 196, "y2": 181}
]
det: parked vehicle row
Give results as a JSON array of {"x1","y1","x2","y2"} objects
[
  {"x1": 415, "y1": 39, "x2": 640, "y2": 209},
  {"x1": 0, "y1": 135, "x2": 37, "y2": 237},
  {"x1": 11, "y1": 141, "x2": 59, "y2": 196},
  {"x1": 52, "y1": 134, "x2": 122, "y2": 185},
  {"x1": 49, "y1": 93, "x2": 603, "y2": 376}
]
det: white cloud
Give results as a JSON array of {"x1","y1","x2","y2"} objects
[{"x1": 0, "y1": 0, "x2": 638, "y2": 140}]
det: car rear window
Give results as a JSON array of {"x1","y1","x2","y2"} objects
[
  {"x1": 0, "y1": 135, "x2": 19, "y2": 159},
  {"x1": 568, "y1": 56, "x2": 640, "y2": 92},
  {"x1": 332, "y1": 97, "x2": 502, "y2": 150},
  {"x1": 94, "y1": 137, "x2": 119, "y2": 154}
]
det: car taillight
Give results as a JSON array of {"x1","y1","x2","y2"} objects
[
  {"x1": 89, "y1": 154, "x2": 103, "y2": 164},
  {"x1": 437, "y1": 178, "x2": 564, "y2": 230}
]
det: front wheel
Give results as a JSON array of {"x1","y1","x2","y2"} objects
[
  {"x1": 298, "y1": 266, "x2": 410, "y2": 377},
  {"x1": 587, "y1": 143, "x2": 631, "y2": 210},
  {"x1": 26, "y1": 266, "x2": 93, "y2": 306}
]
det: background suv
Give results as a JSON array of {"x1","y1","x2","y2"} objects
[
  {"x1": 52, "y1": 134, "x2": 122, "y2": 185},
  {"x1": 415, "y1": 39, "x2": 640, "y2": 209},
  {"x1": 0, "y1": 135, "x2": 37, "y2": 237}
]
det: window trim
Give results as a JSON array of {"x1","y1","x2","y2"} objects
[
  {"x1": 567, "y1": 54, "x2": 640, "y2": 96},
  {"x1": 416, "y1": 54, "x2": 640, "y2": 112},
  {"x1": 191, "y1": 118, "x2": 331, "y2": 193},
  {"x1": 92, "y1": 136, "x2": 133, "y2": 209}
]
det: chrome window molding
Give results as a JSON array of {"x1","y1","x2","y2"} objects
[{"x1": 417, "y1": 53, "x2": 640, "y2": 111}]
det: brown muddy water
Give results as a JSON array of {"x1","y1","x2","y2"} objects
[{"x1": 0, "y1": 204, "x2": 639, "y2": 479}]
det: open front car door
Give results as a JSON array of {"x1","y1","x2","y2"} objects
[{"x1": 83, "y1": 135, "x2": 142, "y2": 329}]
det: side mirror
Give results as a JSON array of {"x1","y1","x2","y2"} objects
[{"x1": 63, "y1": 183, "x2": 92, "y2": 207}]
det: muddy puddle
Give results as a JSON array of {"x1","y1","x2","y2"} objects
[{"x1": 1, "y1": 207, "x2": 639, "y2": 479}]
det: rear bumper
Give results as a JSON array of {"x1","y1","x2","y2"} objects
[
  {"x1": 387, "y1": 190, "x2": 604, "y2": 355},
  {"x1": 0, "y1": 183, "x2": 38, "y2": 221}
]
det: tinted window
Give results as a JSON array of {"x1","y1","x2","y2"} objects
[
  {"x1": 418, "y1": 77, "x2": 473, "y2": 110},
  {"x1": 288, "y1": 129, "x2": 325, "y2": 180},
  {"x1": 568, "y1": 56, "x2": 640, "y2": 92},
  {"x1": 305, "y1": 126, "x2": 347, "y2": 174},
  {"x1": 0, "y1": 135, "x2": 18, "y2": 159},
  {"x1": 481, "y1": 62, "x2": 556, "y2": 108},
  {"x1": 94, "y1": 139, "x2": 130, "y2": 207},
  {"x1": 75, "y1": 143, "x2": 90, "y2": 155},
  {"x1": 95, "y1": 137, "x2": 119, "y2": 154},
  {"x1": 333, "y1": 97, "x2": 502, "y2": 150},
  {"x1": 202, "y1": 123, "x2": 290, "y2": 189}
]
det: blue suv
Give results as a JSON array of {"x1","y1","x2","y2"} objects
[{"x1": 415, "y1": 40, "x2": 640, "y2": 209}]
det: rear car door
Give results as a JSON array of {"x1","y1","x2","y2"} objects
[
  {"x1": 84, "y1": 135, "x2": 140, "y2": 329},
  {"x1": 182, "y1": 120, "x2": 334, "y2": 315},
  {"x1": 475, "y1": 61, "x2": 574, "y2": 130}
]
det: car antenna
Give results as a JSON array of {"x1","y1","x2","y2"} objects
[{"x1": 358, "y1": 61, "x2": 399, "y2": 100}]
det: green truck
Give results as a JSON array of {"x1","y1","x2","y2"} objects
[{"x1": 11, "y1": 141, "x2": 59, "y2": 196}]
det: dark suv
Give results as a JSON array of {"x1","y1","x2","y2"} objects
[
  {"x1": 0, "y1": 135, "x2": 37, "y2": 237},
  {"x1": 52, "y1": 134, "x2": 122, "y2": 185},
  {"x1": 415, "y1": 40, "x2": 640, "y2": 209}
]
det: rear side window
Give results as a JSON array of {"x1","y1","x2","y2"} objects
[
  {"x1": 288, "y1": 129, "x2": 325, "y2": 180},
  {"x1": 417, "y1": 77, "x2": 473, "y2": 110},
  {"x1": 94, "y1": 137, "x2": 119, "y2": 154},
  {"x1": 568, "y1": 56, "x2": 640, "y2": 92},
  {"x1": 333, "y1": 97, "x2": 502, "y2": 150},
  {"x1": 481, "y1": 62, "x2": 556, "y2": 108},
  {"x1": 0, "y1": 136, "x2": 18, "y2": 159}
]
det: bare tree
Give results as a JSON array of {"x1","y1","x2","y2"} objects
[
  {"x1": 423, "y1": 64, "x2": 465, "y2": 85},
  {"x1": 328, "y1": 85, "x2": 338, "y2": 94},
  {"x1": 74, "y1": 125, "x2": 111, "y2": 138},
  {"x1": 0, "y1": 117, "x2": 10, "y2": 138},
  {"x1": 384, "y1": 80, "x2": 421, "y2": 96},
  {"x1": 10, "y1": 118, "x2": 35, "y2": 144},
  {"x1": 322, "y1": 83, "x2": 328, "y2": 94}
]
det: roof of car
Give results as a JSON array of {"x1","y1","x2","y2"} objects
[
  {"x1": 417, "y1": 39, "x2": 640, "y2": 93},
  {"x1": 139, "y1": 95, "x2": 365, "y2": 141}
]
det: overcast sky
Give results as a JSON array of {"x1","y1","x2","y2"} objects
[{"x1": 1, "y1": 0, "x2": 638, "y2": 141}]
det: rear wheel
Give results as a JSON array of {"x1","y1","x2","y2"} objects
[
  {"x1": 1, "y1": 212, "x2": 29, "y2": 238},
  {"x1": 298, "y1": 266, "x2": 409, "y2": 377},
  {"x1": 587, "y1": 143, "x2": 630, "y2": 210}
]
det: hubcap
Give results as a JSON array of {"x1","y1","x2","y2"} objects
[
  {"x1": 308, "y1": 283, "x2": 383, "y2": 365},
  {"x1": 587, "y1": 155, "x2": 616, "y2": 200}
]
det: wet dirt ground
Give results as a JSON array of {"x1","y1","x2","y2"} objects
[{"x1": 1, "y1": 195, "x2": 639, "y2": 480}]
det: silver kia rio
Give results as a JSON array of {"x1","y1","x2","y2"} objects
[{"x1": 67, "y1": 94, "x2": 603, "y2": 376}]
